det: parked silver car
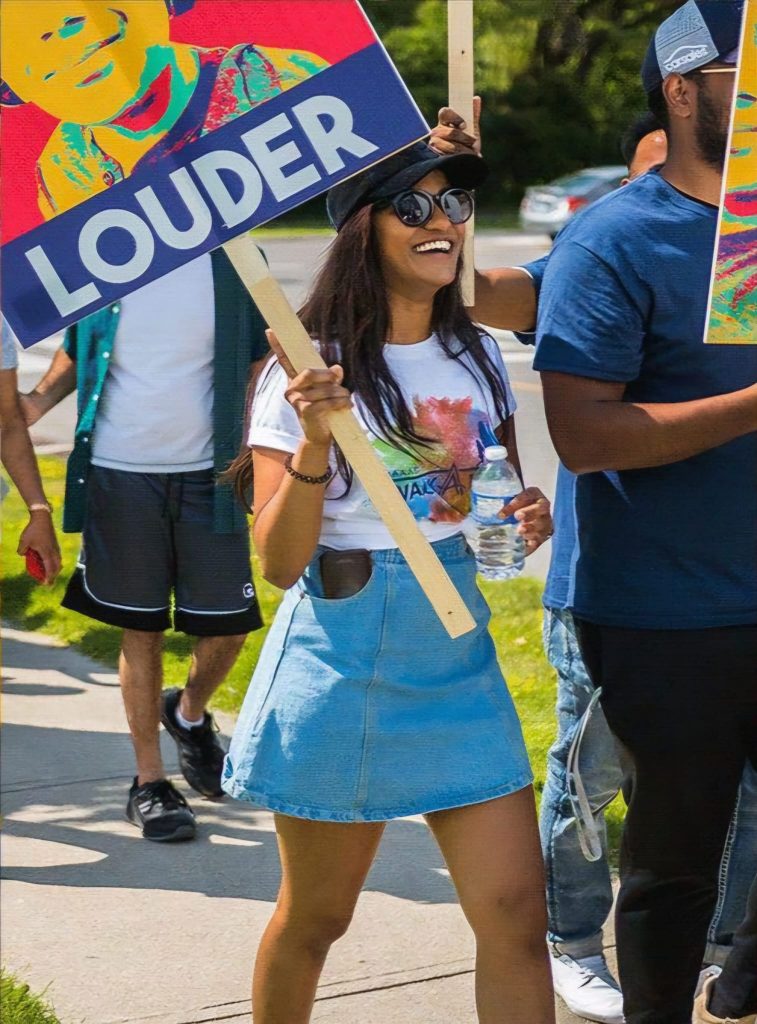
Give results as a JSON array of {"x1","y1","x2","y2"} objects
[{"x1": 519, "y1": 166, "x2": 627, "y2": 237}]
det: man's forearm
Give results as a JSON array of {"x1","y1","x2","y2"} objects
[
  {"x1": 1, "y1": 419, "x2": 49, "y2": 508},
  {"x1": 472, "y1": 268, "x2": 537, "y2": 332},
  {"x1": 542, "y1": 376, "x2": 757, "y2": 473},
  {"x1": 27, "y1": 347, "x2": 77, "y2": 416}
]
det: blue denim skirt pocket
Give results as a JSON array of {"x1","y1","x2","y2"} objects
[
  {"x1": 297, "y1": 552, "x2": 379, "y2": 605},
  {"x1": 223, "y1": 535, "x2": 533, "y2": 821}
]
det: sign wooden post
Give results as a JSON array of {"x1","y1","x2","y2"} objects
[
  {"x1": 448, "y1": 0, "x2": 476, "y2": 307},
  {"x1": 223, "y1": 235, "x2": 477, "y2": 640}
]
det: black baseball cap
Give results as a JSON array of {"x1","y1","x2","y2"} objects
[
  {"x1": 641, "y1": 0, "x2": 744, "y2": 94},
  {"x1": 326, "y1": 142, "x2": 488, "y2": 231}
]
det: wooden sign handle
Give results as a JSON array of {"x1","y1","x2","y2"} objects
[
  {"x1": 223, "y1": 235, "x2": 476, "y2": 640},
  {"x1": 448, "y1": 0, "x2": 475, "y2": 307}
]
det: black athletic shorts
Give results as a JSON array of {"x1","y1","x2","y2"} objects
[{"x1": 62, "y1": 466, "x2": 263, "y2": 636}]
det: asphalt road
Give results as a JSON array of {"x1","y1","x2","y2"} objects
[{"x1": 16, "y1": 230, "x2": 556, "y2": 580}]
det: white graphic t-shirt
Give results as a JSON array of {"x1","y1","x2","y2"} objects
[{"x1": 249, "y1": 333, "x2": 517, "y2": 550}]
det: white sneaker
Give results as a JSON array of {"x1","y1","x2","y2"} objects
[{"x1": 551, "y1": 953, "x2": 625, "y2": 1024}]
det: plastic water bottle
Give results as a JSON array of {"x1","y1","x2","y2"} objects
[{"x1": 468, "y1": 445, "x2": 525, "y2": 580}]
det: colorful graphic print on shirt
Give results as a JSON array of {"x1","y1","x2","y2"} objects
[{"x1": 368, "y1": 396, "x2": 498, "y2": 523}]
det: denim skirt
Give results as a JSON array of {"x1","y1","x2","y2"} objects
[{"x1": 222, "y1": 534, "x2": 532, "y2": 821}]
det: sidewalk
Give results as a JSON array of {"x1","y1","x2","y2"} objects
[{"x1": 1, "y1": 624, "x2": 612, "y2": 1023}]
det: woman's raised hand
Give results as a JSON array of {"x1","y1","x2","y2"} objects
[
  {"x1": 267, "y1": 330, "x2": 352, "y2": 448},
  {"x1": 499, "y1": 487, "x2": 553, "y2": 555}
]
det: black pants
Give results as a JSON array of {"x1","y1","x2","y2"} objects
[
  {"x1": 576, "y1": 620, "x2": 757, "y2": 1024},
  {"x1": 709, "y1": 869, "x2": 757, "y2": 1019}
]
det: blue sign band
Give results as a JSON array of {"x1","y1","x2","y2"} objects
[{"x1": 3, "y1": 44, "x2": 428, "y2": 347}]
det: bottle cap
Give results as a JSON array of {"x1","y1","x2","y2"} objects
[{"x1": 484, "y1": 445, "x2": 507, "y2": 461}]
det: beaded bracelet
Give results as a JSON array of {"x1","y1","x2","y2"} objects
[{"x1": 284, "y1": 453, "x2": 334, "y2": 486}]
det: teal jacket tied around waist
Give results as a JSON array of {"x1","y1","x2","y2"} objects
[{"x1": 62, "y1": 249, "x2": 268, "y2": 536}]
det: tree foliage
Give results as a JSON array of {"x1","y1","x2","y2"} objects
[{"x1": 363, "y1": 0, "x2": 680, "y2": 205}]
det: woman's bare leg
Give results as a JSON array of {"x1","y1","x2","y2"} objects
[
  {"x1": 426, "y1": 787, "x2": 555, "y2": 1024},
  {"x1": 252, "y1": 814, "x2": 385, "y2": 1023}
]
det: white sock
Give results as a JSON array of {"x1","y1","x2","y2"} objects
[{"x1": 176, "y1": 704, "x2": 205, "y2": 731}]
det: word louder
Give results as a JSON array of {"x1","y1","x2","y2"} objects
[{"x1": 3, "y1": 45, "x2": 427, "y2": 346}]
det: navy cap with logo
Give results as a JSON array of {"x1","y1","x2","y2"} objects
[
  {"x1": 326, "y1": 142, "x2": 488, "y2": 231},
  {"x1": 641, "y1": 0, "x2": 744, "y2": 94}
]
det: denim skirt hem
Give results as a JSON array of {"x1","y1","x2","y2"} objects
[
  {"x1": 223, "y1": 535, "x2": 533, "y2": 821},
  {"x1": 222, "y1": 771, "x2": 533, "y2": 823}
]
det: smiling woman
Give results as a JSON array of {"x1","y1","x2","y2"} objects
[
  {"x1": 0, "y1": 0, "x2": 328, "y2": 219},
  {"x1": 216, "y1": 141, "x2": 556, "y2": 1024}
]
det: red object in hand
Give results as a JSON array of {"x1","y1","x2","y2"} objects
[{"x1": 25, "y1": 548, "x2": 46, "y2": 583}]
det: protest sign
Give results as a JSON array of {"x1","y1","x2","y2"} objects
[
  {"x1": 705, "y1": 0, "x2": 757, "y2": 344},
  {"x1": 448, "y1": 0, "x2": 475, "y2": 306},
  {"x1": 0, "y1": 0, "x2": 428, "y2": 347},
  {"x1": 1, "y1": 0, "x2": 476, "y2": 636}
]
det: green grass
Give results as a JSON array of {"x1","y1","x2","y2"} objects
[
  {"x1": 2, "y1": 457, "x2": 624, "y2": 856},
  {"x1": 0, "y1": 971, "x2": 60, "y2": 1024},
  {"x1": 1, "y1": 458, "x2": 282, "y2": 707}
]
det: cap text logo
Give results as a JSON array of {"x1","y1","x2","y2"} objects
[{"x1": 663, "y1": 44, "x2": 711, "y2": 72}]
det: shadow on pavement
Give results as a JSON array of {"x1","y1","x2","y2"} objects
[
  {"x1": 2, "y1": 756, "x2": 457, "y2": 905},
  {"x1": 1, "y1": 629, "x2": 122, "y2": 689},
  {"x1": 2, "y1": 629, "x2": 459, "y2": 908}
]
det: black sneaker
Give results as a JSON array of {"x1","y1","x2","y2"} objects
[
  {"x1": 126, "y1": 777, "x2": 196, "y2": 842},
  {"x1": 161, "y1": 687, "x2": 226, "y2": 799}
]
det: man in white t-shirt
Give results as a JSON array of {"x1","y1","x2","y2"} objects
[{"x1": 23, "y1": 251, "x2": 269, "y2": 842}]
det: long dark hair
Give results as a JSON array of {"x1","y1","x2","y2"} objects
[{"x1": 226, "y1": 204, "x2": 512, "y2": 512}]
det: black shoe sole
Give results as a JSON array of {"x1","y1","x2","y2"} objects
[
  {"x1": 162, "y1": 750, "x2": 226, "y2": 801},
  {"x1": 125, "y1": 813, "x2": 196, "y2": 842}
]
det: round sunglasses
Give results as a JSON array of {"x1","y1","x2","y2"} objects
[{"x1": 381, "y1": 187, "x2": 474, "y2": 227}]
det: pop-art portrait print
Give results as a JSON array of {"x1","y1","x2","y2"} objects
[{"x1": 0, "y1": 0, "x2": 328, "y2": 221}]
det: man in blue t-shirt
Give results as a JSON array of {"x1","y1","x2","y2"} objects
[
  {"x1": 431, "y1": 61, "x2": 757, "y2": 1021},
  {"x1": 531, "y1": 2, "x2": 757, "y2": 1021}
]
